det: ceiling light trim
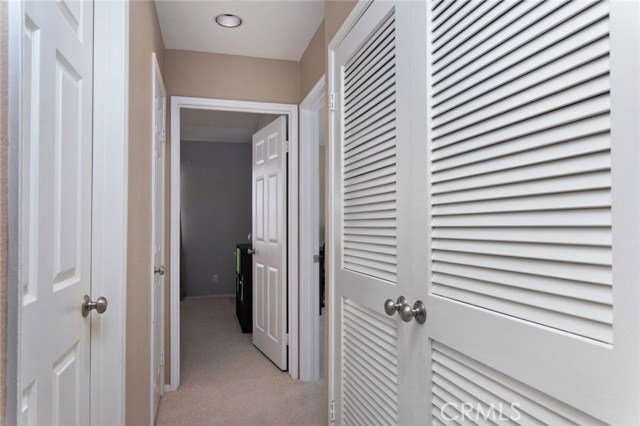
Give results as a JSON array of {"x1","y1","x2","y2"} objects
[{"x1": 215, "y1": 14, "x2": 243, "y2": 28}]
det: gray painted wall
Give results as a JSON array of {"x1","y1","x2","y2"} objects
[{"x1": 181, "y1": 141, "x2": 252, "y2": 296}]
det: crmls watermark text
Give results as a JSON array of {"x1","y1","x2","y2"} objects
[{"x1": 441, "y1": 402, "x2": 522, "y2": 422}]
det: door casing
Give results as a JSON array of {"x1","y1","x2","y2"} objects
[
  {"x1": 150, "y1": 51, "x2": 166, "y2": 424},
  {"x1": 169, "y1": 96, "x2": 299, "y2": 389},
  {"x1": 299, "y1": 76, "x2": 326, "y2": 381},
  {"x1": 326, "y1": 1, "x2": 374, "y2": 418},
  {"x1": 6, "y1": 0, "x2": 129, "y2": 424}
]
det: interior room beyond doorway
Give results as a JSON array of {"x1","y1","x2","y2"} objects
[{"x1": 179, "y1": 109, "x2": 279, "y2": 300}]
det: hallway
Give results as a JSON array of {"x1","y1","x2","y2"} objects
[{"x1": 155, "y1": 297, "x2": 326, "y2": 425}]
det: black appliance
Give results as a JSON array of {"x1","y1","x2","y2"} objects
[
  {"x1": 319, "y1": 244, "x2": 325, "y2": 315},
  {"x1": 235, "y1": 244, "x2": 253, "y2": 333}
]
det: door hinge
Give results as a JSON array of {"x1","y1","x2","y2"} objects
[
  {"x1": 329, "y1": 399, "x2": 335, "y2": 423},
  {"x1": 283, "y1": 139, "x2": 290, "y2": 153},
  {"x1": 313, "y1": 255, "x2": 320, "y2": 263},
  {"x1": 160, "y1": 351, "x2": 165, "y2": 366},
  {"x1": 329, "y1": 92, "x2": 336, "y2": 111},
  {"x1": 285, "y1": 333, "x2": 289, "y2": 345},
  {"x1": 161, "y1": 127, "x2": 166, "y2": 141}
]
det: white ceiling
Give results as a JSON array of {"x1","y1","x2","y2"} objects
[
  {"x1": 180, "y1": 109, "x2": 280, "y2": 143},
  {"x1": 155, "y1": 0, "x2": 325, "y2": 61}
]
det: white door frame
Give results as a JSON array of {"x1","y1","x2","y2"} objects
[
  {"x1": 326, "y1": 0, "x2": 372, "y2": 419},
  {"x1": 6, "y1": 0, "x2": 129, "y2": 424},
  {"x1": 169, "y1": 96, "x2": 299, "y2": 390},
  {"x1": 150, "y1": 52, "x2": 166, "y2": 423},
  {"x1": 299, "y1": 77, "x2": 325, "y2": 381}
]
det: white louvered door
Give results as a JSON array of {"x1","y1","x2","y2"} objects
[
  {"x1": 330, "y1": 2, "x2": 429, "y2": 425},
  {"x1": 424, "y1": 0, "x2": 639, "y2": 425},
  {"x1": 330, "y1": 0, "x2": 640, "y2": 424}
]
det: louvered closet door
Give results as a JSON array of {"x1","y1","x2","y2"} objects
[
  {"x1": 330, "y1": 2, "x2": 430, "y2": 425},
  {"x1": 425, "y1": 1, "x2": 640, "y2": 424}
]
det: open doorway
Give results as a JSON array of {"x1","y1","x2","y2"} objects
[
  {"x1": 168, "y1": 97, "x2": 303, "y2": 390},
  {"x1": 178, "y1": 108, "x2": 283, "y2": 382}
]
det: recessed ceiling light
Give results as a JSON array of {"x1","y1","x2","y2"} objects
[{"x1": 215, "y1": 14, "x2": 242, "y2": 28}]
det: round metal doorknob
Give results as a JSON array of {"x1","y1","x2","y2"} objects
[
  {"x1": 399, "y1": 300, "x2": 426, "y2": 324},
  {"x1": 82, "y1": 295, "x2": 108, "y2": 318},
  {"x1": 384, "y1": 296, "x2": 406, "y2": 316},
  {"x1": 398, "y1": 302, "x2": 414, "y2": 322},
  {"x1": 154, "y1": 265, "x2": 166, "y2": 275}
]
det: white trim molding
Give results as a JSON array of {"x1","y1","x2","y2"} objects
[
  {"x1": 90, "y1": 1, "x2": 129, "y2": 424},
  {"x1": 149, "y1": 51, "x2": 166, "y2": 425},
  {"x1": 6, "y1": 1, "x2": 23, "y2": 423},
  {"x1": 299, "y1": 77, "x2": 326, "y2": 381},
  {"x1": 169, "y1": 96, "x2": 299, "y2": 390},
  {"x1": 326, "y1": 0, "x2": 372, "y2": 420}
]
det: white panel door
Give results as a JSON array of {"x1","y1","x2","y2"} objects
[
  {"x1": 330, "y1": 2, "x2": 429, "y2": 425},
  {"x1": 330, "y1": 0, "x2": 640, "y2": 425},
  {"x1": 151, "y1": 55, "x2": 166, "y2": 421},
  {"x1": 252, "y1": 116, "x2": 288, "y2": 370},
  {"x1": 20, "y1": 0, "x2": 94, "y2": 424}
]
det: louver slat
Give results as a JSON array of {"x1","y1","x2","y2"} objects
[
  {"x1": 434, "y1": 15, "x2": 609, "y2": 112},
  {"x1": 432, "y1": 0, "x2": 540, "y2": 63},
  {"x1": 433, "y1": 115, "x2": 610, "y2": 170},
  {"x1": 432, "y1": 0, "x2": 472, "y2": 35},
  {"x1": 433, "y1": 0, "x2": 486, "y2": 44},
  {"x1": 433, "y1": 54, "x2": 609, "y2": 133},
  {"x1": 342, "y1": 12, "x2": 397, "y2": 283},
  {"x1": 432, "y1": 0, "x2": 516, "y2": 55},
  {"x1": 429, "y1": 1, "x2": 613, "y2": 343},
  {"x1": 432, "y1": 261, "x2": 612, "y2": 304},
  {"x1": 343, "y1": 299, "x2": 399, "y2": 426},
  {"x1": 430, "y1": 342, "x2": 606, "y2": 425},
  {"x1": 433, "y1": 1, "x2": 606, "y2": 92},
  {"x1": 431, "y1": 226, "x2": 611, "y2": 247}
]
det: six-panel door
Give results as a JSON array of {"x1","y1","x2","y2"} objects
[
  {"x1": 252, "y1": 116, "x2": 288, "y2": 370},
  {"x1": 20, "y1": 0, "x2": 94, "y2": 424}
]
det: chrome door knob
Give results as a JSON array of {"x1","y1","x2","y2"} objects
[
  {"x1": 247, "y1": 248, "x2": 256, "y2": 255},
  {"x1": 399, "y1": 300, "x2": 426, "y2": 324},
  {"x1": 384, "y1": 296, "x2": 406, "y2": 316},
  {"x1": 82, "y1": 295, "x2": 108, "y2": 317},
  {"x1": 154, "y1": 265, "x2": 166, "y2": 275}
]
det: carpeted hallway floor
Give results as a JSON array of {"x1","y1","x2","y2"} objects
[{"x1": 155, "y1": 296, "x2": 326, "y2": 426}]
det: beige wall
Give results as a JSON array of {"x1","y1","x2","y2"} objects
[
  {"x1": 300, "y1": 20, "x2": 325, "y2": 102},
  {"x1": 325, "y1": 0, "x2": 358, "y2": 48},
  {"x1": 126, "y1": 1, "x2": 165, "y2": 425},
  {"x1": 0, "y1": 1, "x2": 7, "y2": 423},
  {"x1": 165, "y1": 49, "x2": 300, "y2": 104},
  {"x1": 300, "y1": 0, "x2": 357, "y2": 102}
]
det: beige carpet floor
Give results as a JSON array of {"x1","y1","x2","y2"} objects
[{"x1": 155, "y1": 296, "x2": 327, "y2": 426}]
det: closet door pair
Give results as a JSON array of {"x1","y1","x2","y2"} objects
[{"x1": 329, "y1": 1, "x2": 640, "y2": 425}]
